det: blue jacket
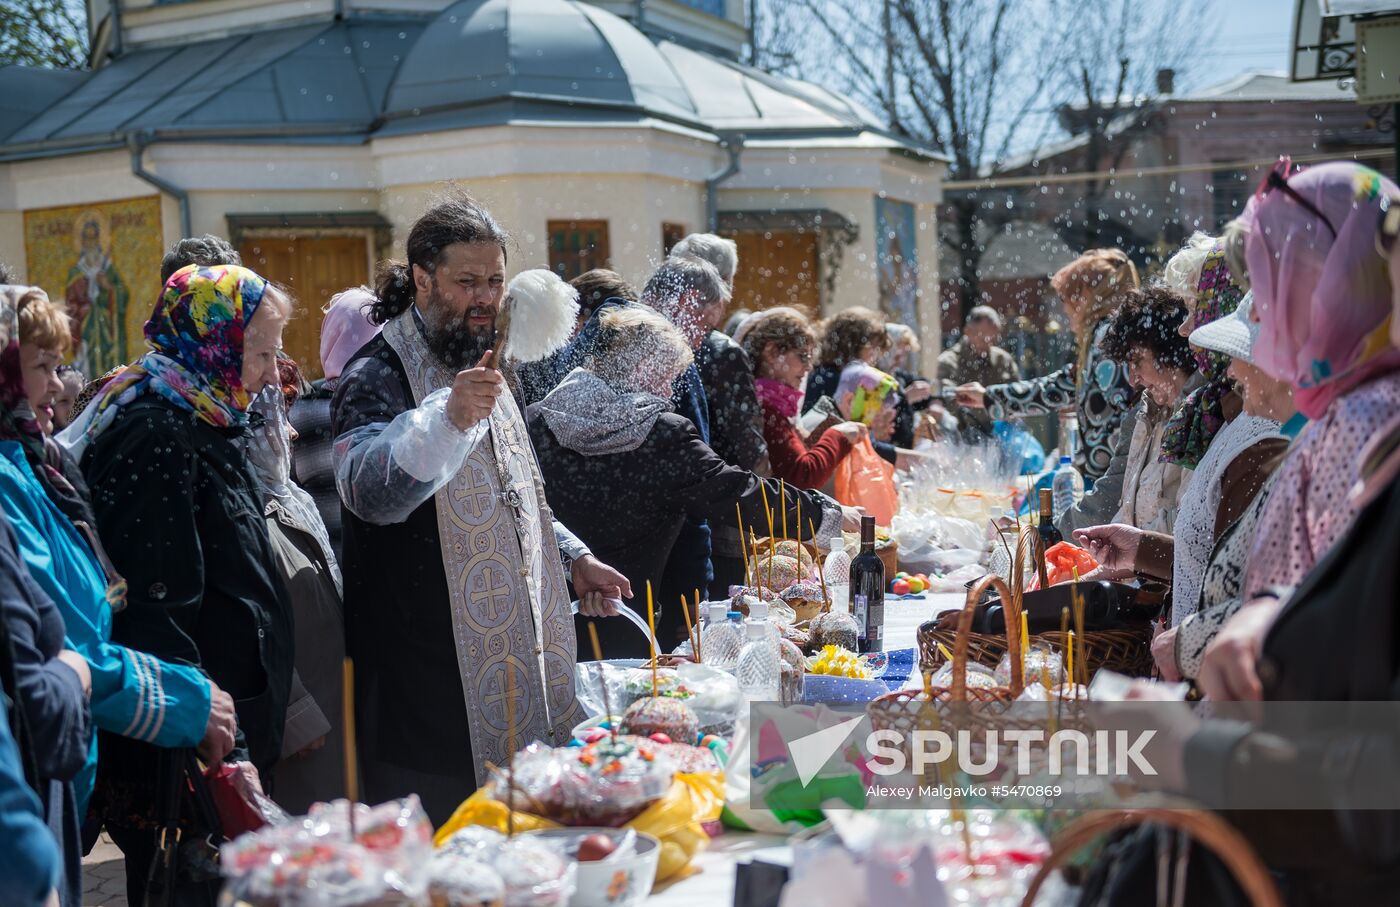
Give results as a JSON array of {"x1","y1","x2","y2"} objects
[
  {"x1": 0, "y1": 442, "x2": 210, "y2": 815},
  {"x1": 0, "y1": 701, "x2": 59, "y2": 907}
]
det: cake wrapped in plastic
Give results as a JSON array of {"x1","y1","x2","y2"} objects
[
  {"x1": 808, "y1": 610, "x2": 860, "y2": 653},
  {"x1": 428, "y1": 852, "x2": 506, "y2": 907},
  {"x1": 221, "y1": 796, "x2": 434, "y2": 905},
  {"x1": 488, "y1": 740, "x2": 676, "y2": 828},
  {"x1": 620, "y1": 696, "x2": 699, "y2": 744}
]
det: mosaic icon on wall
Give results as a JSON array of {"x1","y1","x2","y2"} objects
[{"x1": 24, "y1": 196, "x2": 162, "y2": 377}]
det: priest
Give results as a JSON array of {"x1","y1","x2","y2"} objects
[{"x1": 332, "y1": 197, "x2": 629, "y2": 823}]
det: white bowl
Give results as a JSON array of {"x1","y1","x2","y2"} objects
[{"x1": 523, "y1": 828, "x2": 661, "y2": 907}]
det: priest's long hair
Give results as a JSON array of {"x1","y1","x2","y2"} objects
[{"x1": 371, "y1": 194, "x2": 511, "y2": 325}]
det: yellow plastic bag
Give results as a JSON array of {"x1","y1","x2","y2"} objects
[{"x1": 434, "y1": 771, "x2": 725, "y2": 884}]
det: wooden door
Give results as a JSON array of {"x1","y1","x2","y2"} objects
[
  {"x1": 239, "y1": 235, "x2": 370, "y2": 379},
  {"x1": 725, "y1": 229, "x2": 821, "y2": 317}
]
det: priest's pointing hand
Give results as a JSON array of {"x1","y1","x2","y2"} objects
[{"x1": 447, "y1": 350, "x2": 504, "y2": 430}]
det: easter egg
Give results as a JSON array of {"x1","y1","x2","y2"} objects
[
  {"x1": 891, "y1": 579, "x2": 911, "y2": 595},
  {"x1": 909, "y1": 577, "x2": 926, "y2": 594},
  {"x1": 648, "y1": 732, "x2": 673, "y2": 744}
]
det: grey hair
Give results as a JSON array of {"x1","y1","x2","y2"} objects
[
  {"x1": 1160, "y1": 231, "x2": 1218, "y2": 297},
  {"x1": 641, "y1": 255, "x2": 732, "y2": 314},
  {"x1": 161, "y1": 234, "x2": 241, "y2": 284},
  {"x1": 966, "y1": 305, "x2": 1003, "y2": 330},
  {"x1": 1221, "y1": 217, "x2": 1251, "y2": 290},
  {"x1": 591, "y1": 305, "x2": 694, "y2": 388},
  {"x1": 669, "y1": 233, "x2": 739, "y2": 284},
  {"x1": 885, "y1": 322, "x2": 920, "y2": 353}
]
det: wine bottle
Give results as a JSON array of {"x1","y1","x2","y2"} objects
[
  {"x1": 849, "y1": 516, "x2": 885, "y2": 653},
  {"x1": 1037, "y1": 488, "x2": 1063, "y2": 549}
]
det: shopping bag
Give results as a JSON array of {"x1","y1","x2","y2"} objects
[{"x1": 833, "y1": 435, "x2": 898, "y2": 524}]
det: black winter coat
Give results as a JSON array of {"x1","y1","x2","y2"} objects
[
  {"x1": 83, "y1": 397, "x2": 294, "y2": 806},
  {"x1": 528, "y1": 410, "x2": 830, "y2": 659}
]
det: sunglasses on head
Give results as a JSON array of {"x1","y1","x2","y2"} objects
[{"x1": 1256, "y1": 157, "x2": 1338, "y2": 240}]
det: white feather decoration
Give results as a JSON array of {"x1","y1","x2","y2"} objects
[{"x1": 500, "y1": 269, "x2": 580, "y2": 363}]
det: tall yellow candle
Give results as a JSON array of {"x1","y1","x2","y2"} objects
[
  {"x1": 646, "y1": 581, "x2": 658, "y2": 698},
  {"x1": 1066, "y1": 631, "x2": 1075, "y2": 698},
  {"x1": 780, "y1": 479, "x2": 788, "y2": 540}
]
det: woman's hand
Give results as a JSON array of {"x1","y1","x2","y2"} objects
[
  {"x1": 1072, "y1": 524, "x2": 1143, "y2": 572},
  {"x1": 57, "y1": 649, "x2": 91, "y2": 698},
  {"x1": 954, "y1": 382, "x2": 987, "y2": 408},
  {"x1": 904, "y1": 380, "x2": 932, "y2": 404},
  {"x1": 1151, "y1": 624, "x2": 1181, "y2": 682},
  {"x1": 870, "y1": 406, "x2": 896, "y2": 442},
  {"x1": 1197, "y1": 596, "x2": 1282, "y2": 702},
  {"x1": 831, "y1": 421, "x2": 868, "y2": 444},
  {"x1": 840, "y1": 505, "x2": 866, "y2": 532},
  {"x1": 198, "y1": 682, "x2": 237, "y2": 765}
]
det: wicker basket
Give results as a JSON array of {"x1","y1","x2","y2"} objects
[
  {"x1": 868, "y1": 574, "x2": 1024, "y2": 750},
  {"x1": 919, "y1": 526, "x2": 1154, "y2": 683},
  {"x1": 1021, "y1": 807, "x2": 1285, "y2": 907}
]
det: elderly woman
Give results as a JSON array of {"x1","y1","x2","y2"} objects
[
  {"x1": 1098, "y1": 287, "x2": 1199, "y2": 535},
  {"x1": 5, "y1": 285, "x2": 245, "y2": 904},
  {"x1": 741, "y1": 307, "x2": 866, "y2": 488},
  {"x1": 0, "y1": 291, "x2": 93, "y2": 907},
  {"x1": 529, "y1": 306, "x2": 858, "y2": 657},
  {"x1": 250, "y1": 359, "x2": 345, "y2": 815},
  {"x1": 1195, "y1": 161, "x2": 1400, "y2": 704},
  {"x1": 957, "y1": 249, "x2": 1139, "y2": 485},
  {"x1": 62, "y1": 264, "x2": 295, "y2": 904}
]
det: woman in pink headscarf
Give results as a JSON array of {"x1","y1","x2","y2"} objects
[
  {"x1": 1197, "y1": 160, "x2": 1400, "y2": 701},
  {"x1": 288, "y1": 286, "x2": 382, "y2": 558}
]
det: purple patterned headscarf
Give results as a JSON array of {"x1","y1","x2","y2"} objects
[{"x1": 1160, "y1": 245, "x2": 1244, "y2": 468}]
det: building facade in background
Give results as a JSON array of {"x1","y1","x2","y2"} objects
[
  {"x1": 0, "y1": 0, "x2": 948, "y2": 378},
  {"x1": 938, "y1": 70, "x2": 1396, "y2": 370}
]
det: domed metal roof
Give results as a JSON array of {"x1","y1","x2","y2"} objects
[
  {"x1": 0, "y1": 0, "x2": 934, "y2": 156},
  {"x1": 387, "y1": 0, "x2": 695, "y2": 120}
]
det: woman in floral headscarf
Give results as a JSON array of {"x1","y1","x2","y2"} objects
[{"x1": 63, "y1": 264, "x2": 295, "y2": 906}]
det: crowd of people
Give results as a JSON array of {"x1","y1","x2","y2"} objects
[{"x1": 0, "y1": 155, "x2": 1397, "y2": 906}]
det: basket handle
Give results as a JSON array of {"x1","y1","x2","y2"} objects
[
  {"x1": 1020, "y1": 808, "x2": 1285, "y2": 907},
  {"x1": 952, "y1": 574, "x2": 1022, "y2": 700},
  {"x1": 1011, "y1": 524, "x2": 1046, "y2": 603}
]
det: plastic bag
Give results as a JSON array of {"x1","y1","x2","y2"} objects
[
  {"x1": 924, "y1": 564, "x2": 986, "y2": 592},
  {"x1": 221, "y1": 796, "x2": 434, "y2": 905},
  {"x1": 435, "y1": 770, "x2": 723, "y2": 884},
  {"x1": 834, "y1": 435, "x2": 898, "y2": 525},
  {"x1": 575, "y1": 662, "x2": 740, "y2": 734}
]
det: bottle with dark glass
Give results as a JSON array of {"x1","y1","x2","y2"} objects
[
  {"x1": 849, "y1": 516, "x2": 885, "y2": 653},
  {"x1": 1037, "y1": 488, "x2": 1063, "y2": 550}
]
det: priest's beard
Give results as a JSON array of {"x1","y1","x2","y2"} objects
[{"x1": 422, "y1": 286, "x2": 496, "y2": 371}]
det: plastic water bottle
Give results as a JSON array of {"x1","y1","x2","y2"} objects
[
  {"x1": 823, "y1": 537, "x2": 851, "y2": 614},
  {"x1": 736, "y1": 621, "x2": 781, "y2": 704},
  {"x1": 701, "y1": 608, "x2": 744, "y2": 671},
  {"x1": 1052, "y1": 455, "x2": 1084, "y2": 516},
  {"x1": 746, "y1": 599, "x2": 782, "y2": 656},
  {"x1": 1058, "y1": 412, "x2": 1080, "y2": 462}
]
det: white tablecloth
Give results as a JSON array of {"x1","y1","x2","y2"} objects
[{"x1": 644, "y1": 593, "x2": 968, "y2": 906}]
